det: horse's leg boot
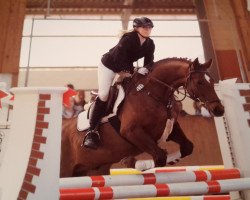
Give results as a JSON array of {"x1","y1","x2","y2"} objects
[{"x1": 82, "y1": 97, "x2": 106, "y2": 149}]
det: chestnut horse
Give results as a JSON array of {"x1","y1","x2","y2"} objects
[{"x1": 60, "y1": 58, "x2": 224, "y2": 177}]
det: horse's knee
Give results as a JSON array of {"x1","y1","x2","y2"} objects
[{"x1": 180, "y1": 140, "x2": 194, "y2": 158}]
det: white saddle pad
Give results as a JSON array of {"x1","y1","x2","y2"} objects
[{"x1": 77, "y1": 85, "x2": 125, "y2": 131}]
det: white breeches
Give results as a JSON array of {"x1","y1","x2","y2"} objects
[{"x1": 97, "y1": 62, "x2": 116, "y2": 101}]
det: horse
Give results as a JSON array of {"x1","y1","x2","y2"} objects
[{"x1": 60, "y1": 57, "x2": 225, "y2": 177}]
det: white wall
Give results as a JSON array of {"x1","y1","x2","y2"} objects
[
  {"x1": 18, "y1": 67, "x2": 196, "y2": 114},
  {"x1": 18, "y1": 67, "x2": 97, "y2": 101}
]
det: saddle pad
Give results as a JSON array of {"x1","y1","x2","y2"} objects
[
  {"x1": 77, "y1": 85, "x2": 125, "y2": 131},
  {"x1": 77, "y1": 110, "x2": 90, "y2": 131},
  {"x1": 77, "y1": 109, "x2": 113, "y2": 131}
]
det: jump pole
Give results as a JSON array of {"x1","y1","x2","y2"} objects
[
  {"x1": 60, "y1": 168, "x2": 240, "y2": 189},
  {"x1": 110, "y1": 165, "x2": 224, "y2": 175},
  {"x1": 60, "y1": 177, "x2": 250, "y2": 200},
  {"x1": 127, "y1": 195, "x2": 230, "y2": 200},
  {"x1": 0, "y1": 87, "x2": 66, "y2": 200}
]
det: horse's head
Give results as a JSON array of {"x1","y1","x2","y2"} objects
[{"x1": 185, "y1": 58, "x2": 224, "y2": 117}]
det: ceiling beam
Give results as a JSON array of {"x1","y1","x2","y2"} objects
[
  {"x1": 25, "y1": 0, "x2": 195, "y2": 15},
  {"x1": 121, "y1": 0, "x2": 133, "y2": 30}
]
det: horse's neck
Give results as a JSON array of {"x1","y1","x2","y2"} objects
[{"x1": 150, "y1": 63, "x2": 189, "y2": 88}]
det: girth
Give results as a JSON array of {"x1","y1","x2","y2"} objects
[{"x1": 134, "y1": 74, "x2": 176, "y2": 118}]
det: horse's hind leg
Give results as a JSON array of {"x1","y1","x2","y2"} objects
[{"x1": 167, "y1": 121, "x2": 193, "y2": 158}]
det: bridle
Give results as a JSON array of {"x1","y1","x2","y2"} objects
[
  {"x1": 142, "y1": 66, "x2": 220, "y2": 107},
  {"x1": 184, "y1": 69, "x2": 220, "y2": 106}
]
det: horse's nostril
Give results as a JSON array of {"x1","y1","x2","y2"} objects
[{"x1": 213, "y1": 105, "x2": 225, "y2": 116}]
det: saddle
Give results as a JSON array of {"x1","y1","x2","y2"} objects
[{"x1": 77, "y1": 83, "x2": 125, "y2": 132}]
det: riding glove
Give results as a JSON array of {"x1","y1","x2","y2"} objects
[{"x1": 136, "y1": 67, "x2": 149, "y2": 75}]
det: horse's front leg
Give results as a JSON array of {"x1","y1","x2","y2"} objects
[
  {"x1": 124, "y1": 126, "x2": 167, "y2": 167},
  {"x1": 166, "y1": 121, "x2": 194, "y2": 158}
]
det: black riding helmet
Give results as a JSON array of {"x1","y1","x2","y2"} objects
[{"x1": 133, "y1": 17, "x2": 154, "y2": 28}]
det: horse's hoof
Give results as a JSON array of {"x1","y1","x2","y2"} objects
[{"x1": 82, "y1": 132, "x2": 100, "y2": 150}]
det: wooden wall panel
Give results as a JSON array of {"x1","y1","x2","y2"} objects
[
  {"x1": 203, "y1": 0, "x2": 250, "y2": 82},
  {"x1": 231, "y1": 0, "x2": 250, "y2": 74},
  {"x1": 215, "y1": 50, "x2": 242, "y2": 81},
  {"x1": 0, "y1": 0, "x2": 26, "y2": 75}
]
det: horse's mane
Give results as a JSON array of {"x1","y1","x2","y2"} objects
[{"x1": 155, "y1": 57, "x2": 192, "y2": 65}]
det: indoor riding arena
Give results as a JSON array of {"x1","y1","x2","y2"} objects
[{"x1": 0, "y1": 0, "x2": 250, "y2": 200}]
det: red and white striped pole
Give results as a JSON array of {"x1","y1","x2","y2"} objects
[
  {"x1": 60, "y1": 177, "x2": 250, "y2": 200},
  {"x1": 60, "y1": 169, "x2": 240, "y2": 189},
  {"x1": 127, "y1": 195, "x2": 230, "y2": 200}
]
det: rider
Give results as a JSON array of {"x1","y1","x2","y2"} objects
[{"x1": 83, "y1": 17, "x2": 155, "y2": 149}]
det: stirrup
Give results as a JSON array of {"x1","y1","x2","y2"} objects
[{"x1": 81, "y1": 130, "x2": 101, "y2": 149}]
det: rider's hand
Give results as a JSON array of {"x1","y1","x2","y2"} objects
[{"x1": 136, "y1": 67, "x2": 149, "y2": 75}]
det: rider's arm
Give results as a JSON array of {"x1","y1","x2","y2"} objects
[{"x1": 143, "y1": 40, "x2": 155, "y2": 69}]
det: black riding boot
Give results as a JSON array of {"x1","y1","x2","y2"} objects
[{"x1": 82, "y1": 97, "x2": 106, "y2": 149}]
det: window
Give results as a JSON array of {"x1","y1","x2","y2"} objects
[{"x1": 20, "y1": 15, "x2": 204, "y2": 68}]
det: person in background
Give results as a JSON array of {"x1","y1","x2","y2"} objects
[
  {"x1": 193, "y1": 101, "x2": 201, "y2": 115},
  {"x1": 84, "y1": 90, "x2": 98, "y2": 111},
  {"x1": 66, "y1": 83, "x2": 74, "y2": 90},
  {"x1": 62, "y1": 83, "x2": 75, "y2": 119},
  {"x1": 176, "y1": 101, "x2": 190, "y2": 117},
  {"x1": 83, "y1": 17, "x2": 155, "y2": 149},
  {"x1": 193, "y1": 101, "x2": 211, "y2": 117},
  {"x1": 73, "y1": 89, "x2": 86, "y2": 117}
]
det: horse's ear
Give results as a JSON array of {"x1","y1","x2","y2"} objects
[
  {"x1": 203, "y1": 59, "x2": 213, "y2": 69},
  {"x1": 194, "y1": 57, "x2": 199, "y2": 64},
  {"x1": 191, "y1": 57, "x2": 199, "y2": 70}
]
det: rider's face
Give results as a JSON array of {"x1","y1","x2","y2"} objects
[{"x1": 136, "y1": 26, "x2": 152, "y2": 37}]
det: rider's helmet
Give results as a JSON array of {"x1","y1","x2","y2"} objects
[{"x1": 133, "y1": 17, "x2": 154, "y2": 28}]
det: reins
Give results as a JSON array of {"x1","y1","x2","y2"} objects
[
  {"x1": 138, "y1": 67, "x2": 219, "y2": 106},
  {"x1": 126, "y1": 59, "x2": 220, "y2": 114}
]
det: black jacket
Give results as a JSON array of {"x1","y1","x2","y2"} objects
[{"x1": 101, "y1": 31, "x2": 155, "y2": 73}]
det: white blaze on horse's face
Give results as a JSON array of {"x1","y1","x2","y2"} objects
[{"x1": 204, "y1": 74, "x2": 211, "y2": 83}]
